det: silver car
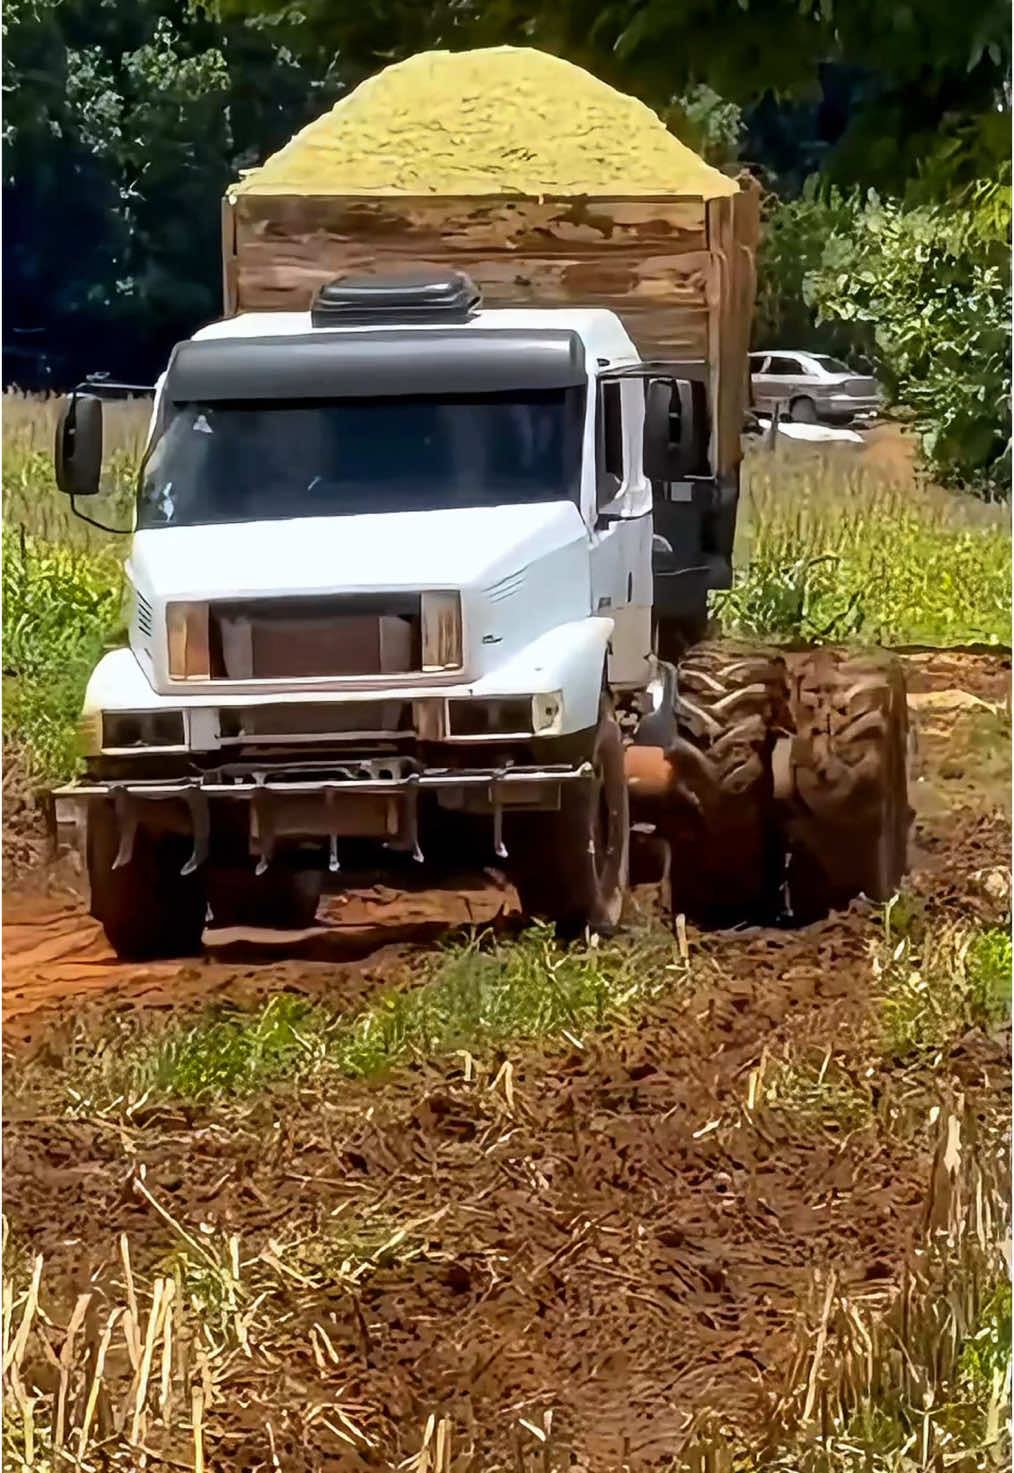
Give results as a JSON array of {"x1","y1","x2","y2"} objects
[{"x1": 750, "y1": 350, "x2": 881, "y2": 425}]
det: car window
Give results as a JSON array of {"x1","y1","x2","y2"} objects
[
  {"x1": 749, "y1": 354, "x2": 768, "y2": 368},
  {"x1": 765, "y1": 356, "x2": 804, "y2": 375},
  {"x1": 811, "y1": 354, "x2": 851, "y2": 374}
]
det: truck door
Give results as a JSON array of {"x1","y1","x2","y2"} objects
[{"x1": 589, "y1": 380, "x2": 652, "y2": 688}]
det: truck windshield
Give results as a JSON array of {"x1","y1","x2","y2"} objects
[{"x1": 137, "y1": 389, "x2": 585, "y2": 528}]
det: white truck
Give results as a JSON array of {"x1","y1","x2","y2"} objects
[{"x1": 52, "y1": 204, "x2": 910, "y2": 960}]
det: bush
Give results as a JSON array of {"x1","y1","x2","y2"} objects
[
  {"x1": 807, "y1": 189, "x2": 1011, "y2": 499},
  {"x1": 1, "y1": 526, "x2": 124, "y2": 780}
]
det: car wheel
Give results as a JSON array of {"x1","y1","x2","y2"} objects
[{"x1": 790, "y1": 396, "x2": 818, "y2": 424}]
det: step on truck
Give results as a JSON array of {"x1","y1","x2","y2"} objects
[{"x1": 51, "y1": 180, "x2": 911, "y2": 959}]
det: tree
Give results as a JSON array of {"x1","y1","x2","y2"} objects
[
  {"x1": 3, "y1": 0, "x2": 342, "y2": 386},
  {"x1": 806, "y1": 187, "x2": 1011, "y2": 496},
  {"x1": 212, "y1": 0, "x2": 1010, "y2": 197}
]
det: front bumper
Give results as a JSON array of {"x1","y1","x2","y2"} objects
[{"x1": 53, "y1": 759, "x2": 592, "y2": 874}]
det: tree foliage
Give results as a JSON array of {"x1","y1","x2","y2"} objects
[
  {"x1": 3, "y1": 0, "x2": 342, "y2": 385},
  {"x1": 214, "y1": 0, "x2": 1010, "y2": 195},
  {"x1": 805, "y1": 187, "x2": 1012, "y2": 497}
]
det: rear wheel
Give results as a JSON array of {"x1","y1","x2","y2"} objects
[
  {"x1": 653, "y1": 642, "x2": 789, "y2": 925},
  {"x1": 208, "y1": 866, "x2": 323, "y2": 930},
  {"x1": 87, "y1": 803, "x2": 207, "y2": 961},
  {"x1": 790, "y1": 395, "x2": 818, "y2": 424},
  {"x1": 508, "y1": 702, "x2": 629, "y2": 936},
  {"x1": 782, "y1": 649, "x2": 910, "y2": 920}
]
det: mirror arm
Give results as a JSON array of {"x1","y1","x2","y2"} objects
[
  {"x1": 79, "y1": 376, "x2": 155, "y2": 399},
  {"x1": 69, "y1": 495, "x2": 131, "y2": 535}
]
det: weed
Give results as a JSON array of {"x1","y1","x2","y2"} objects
[
  {"x1": 960, "y1": 1277, "x2": 1013, "y2": 1398},
  {"x1": 727, "y1": 448, "x2": 1012, "y2": 646},
  {"x1": 878, "y1": 919, "x2": 1012, "y2": 1060},
  {"x1": 153, "y1": 992, "x2": 327, "y2": 1100},
  {"x1": 755, "y1": 1050, "x2": 873, "y2": 1133},
  {"x1": 40, "y1": 923, "x2": 687, "y2": 1112},
  {"x1": 965, "y1": 928, "x2": 1013, "y2": 1023}
]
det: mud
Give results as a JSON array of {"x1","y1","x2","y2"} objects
[{"x1": 2, "y1": 878, "x2": 517, "y2": 1050}]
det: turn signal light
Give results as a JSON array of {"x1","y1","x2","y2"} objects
[
  {"x1": 167, "y1": 601, "x2": 211, "y2": 680},
  {"x1": 420, "y1": 592, "x2": 462, "y2": 671}
]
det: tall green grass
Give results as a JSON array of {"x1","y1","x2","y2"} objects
[
  {"x1": 2, "y1": 393, "x2": 143, "y2": 784},
  {"x1": 729, "y1": 446, "x2": 1011, "y2": 645},
  {"x1": 2, "y1": 527, "x2": 125, "y2": 781}
]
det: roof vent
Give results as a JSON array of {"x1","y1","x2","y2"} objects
[{"x1": 311, "y1": 267, "x2": 482, "y2": 327}]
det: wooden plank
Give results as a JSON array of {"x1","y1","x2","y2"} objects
[
  {"x1": 705, "y1": 185, "x2": 759, "y2": 473},
  {"x1": 231, "y1": 193, "x2": 710, "y2": 257},
  {"x1": 234, "y1": 244, "x2": 715, "y2": 307}
]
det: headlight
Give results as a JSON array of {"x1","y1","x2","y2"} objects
[
  {"x1": 76, "y1": 711, "x2": 103, "y2": 757},
  {"x1": 420, "y1": 592, "x2": 462, "y2": 671},
  {"x1": 167, "y1": 601, "x2": 210, "y2": 680},
  {"x1": 531, "y1": 692, "x2": 564, "y2": 736},
  {"x1": 447, "y1": 698, "x2": 532, "y2": 737},
  {"x1": 102, "y1": 710, "x2": 186, "y2": 749}
]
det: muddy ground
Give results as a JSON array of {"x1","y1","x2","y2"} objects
[{"x1": 3, "y1": 653, "x2": 1010, "y2": 1470}]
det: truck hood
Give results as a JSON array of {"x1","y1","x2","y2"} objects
[{"x1": 129, "y1": 501, "x2": 588, "y2": 599}]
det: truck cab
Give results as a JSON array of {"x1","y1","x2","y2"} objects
[{"x1": 53, "y1": 269, "x2": 702, "y2": 957}]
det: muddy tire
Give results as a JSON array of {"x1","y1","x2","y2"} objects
[
  {"x1": 782, "y1": 649, "x2": 910, "y2": 920},
  {"x1": 208, "y1": 867, "x2": 323, "y2": 930},
  {"x1": 508, "y1": 702, "x2": 629, "y2": 936},
  {"x1": 87, "y1": 803, "x2": 207, "y2": 961},
  {"x1": 790, "y1": 395, "x2": 818, "y2": 424},
  {"x1": 654, "y1": 641, "x2": 790, "y2": 924}
]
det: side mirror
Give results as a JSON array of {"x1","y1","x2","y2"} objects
[
  {"x1": 642, "y1": 377, "x2": 701, "y2": 481},
  {"x1": 55, "y1": 393, "x2": 103, "y2": 497}
]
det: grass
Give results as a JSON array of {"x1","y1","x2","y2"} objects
[
  {"x1": 2, "y1": 527, "x2": 125, "y2": 782},
  {"x1": 877, "y1": 916, "x2": 1011, "y2": 1061},
  {"x1": 728, "y1": 445, "x2": 1012, "y2": 646},
  {"x1": 26, "y1": 923, "x2": 686, "y2": 1114}
]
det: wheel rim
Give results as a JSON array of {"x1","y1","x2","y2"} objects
[{"x1": 592, "y1": 779, "x2": 612, "y2": 887}]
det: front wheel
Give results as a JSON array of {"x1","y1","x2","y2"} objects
[
  {"x1": 508, "y1": 703, "x2": 629, "y2": 936},
  {"x1": 208, "y1": 866, "x2": 323, "y2": 930},
  {"x1": 87, "y1": 803, "x2": 207, "y2": 961}
]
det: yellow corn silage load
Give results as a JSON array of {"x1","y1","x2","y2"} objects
[
  {"x1": 230, "y1": 46, "x2": 737, "y2": 200},
  {"x1": 222, "y1": 46, "x2": 759, "y2": 472}
]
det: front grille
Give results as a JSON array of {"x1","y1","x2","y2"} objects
[
  {"x1": 219, "y1": 702, "x2": 412, "y2": 740},
  {"x1": 209, "y1": 595, "x2": 421, "y2": 680}
]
